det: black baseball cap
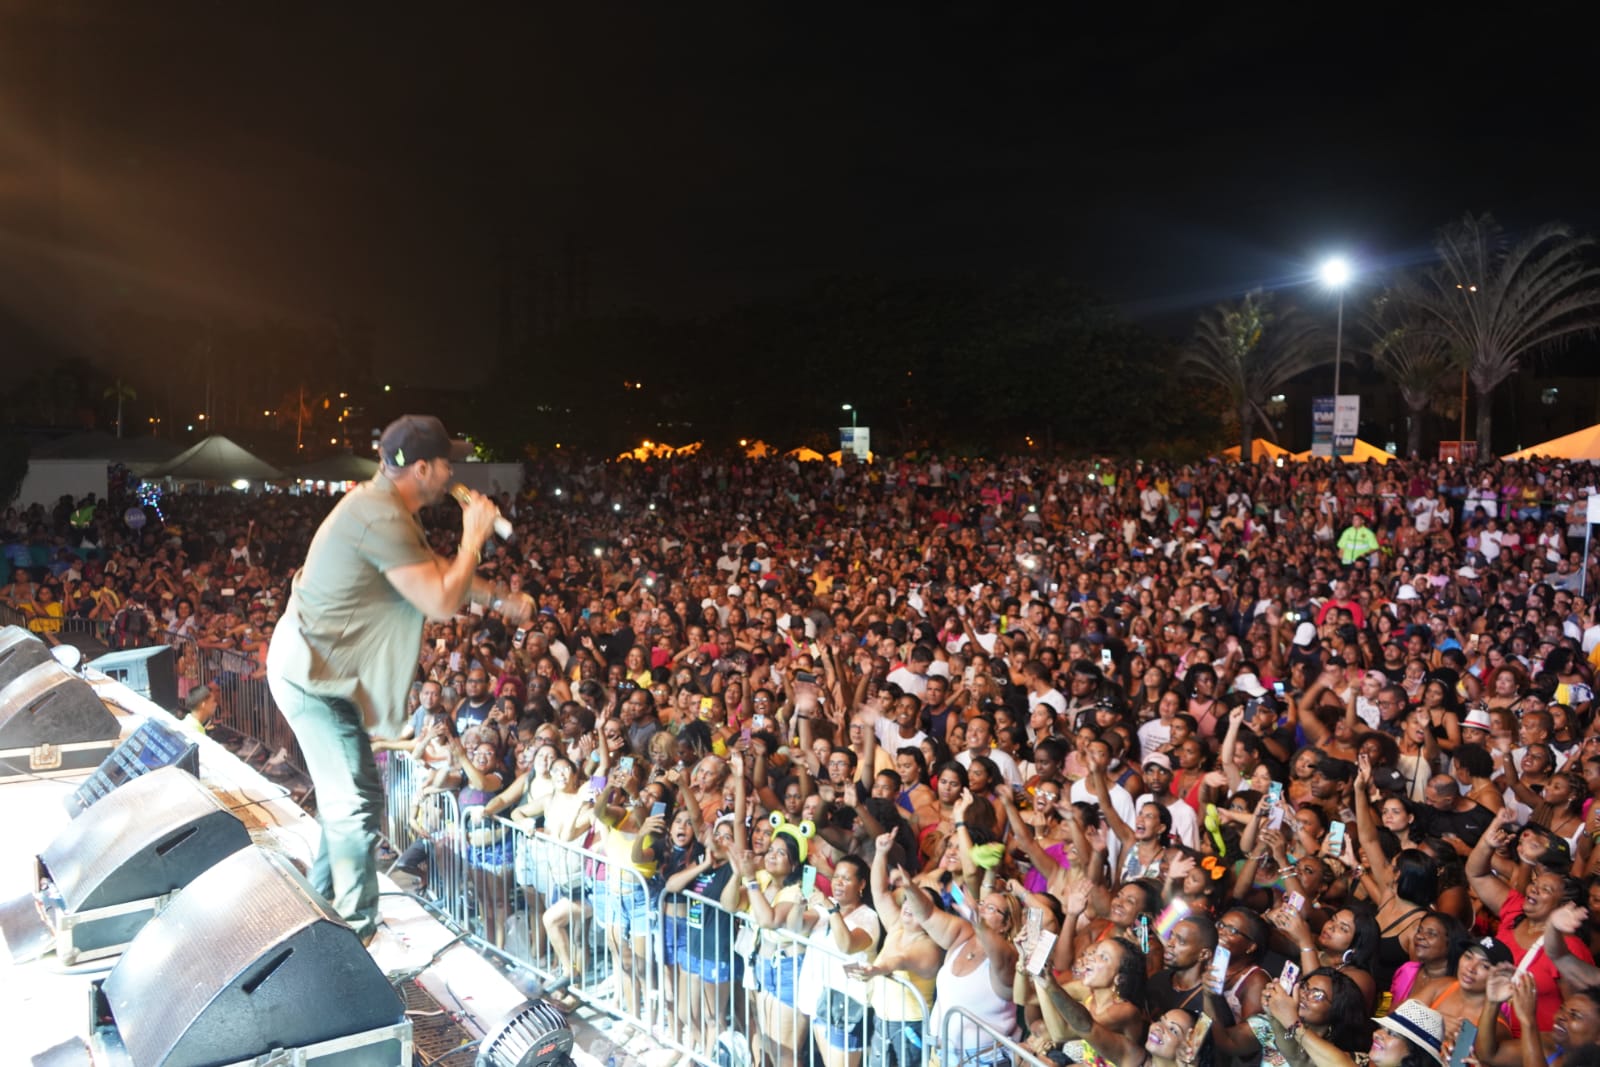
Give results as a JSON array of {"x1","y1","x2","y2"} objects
[{"x1": 379, "y1": 415, "x2": 471, "y2": 467}]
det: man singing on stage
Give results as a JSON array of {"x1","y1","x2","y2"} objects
[{"x1": 268, "y1": 414, "x2": 498, "y2": 941}]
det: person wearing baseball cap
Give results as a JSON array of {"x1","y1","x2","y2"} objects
[
  {"x1": 1135, "y1": 751, "x2": 1200, "y2": 848},
  {"x1": 268, "y1": 413, "x2": 497, "y2": 944}
]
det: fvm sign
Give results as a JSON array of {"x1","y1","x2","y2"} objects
[{"x1": 1312, "y1": 396, "x2": 1359, "y2": 457}]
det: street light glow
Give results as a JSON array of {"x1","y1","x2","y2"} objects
[{"x1": 1319, "y1": 256, "x2": 1352, "y2": 288}]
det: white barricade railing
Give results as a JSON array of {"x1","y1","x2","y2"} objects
[
  {"x1": 377, "y1": 757, "x2": 940, "y2": 1067},
  {"x1": 938, "y1": 1003, "x2": 1045, "y2": 1067}
]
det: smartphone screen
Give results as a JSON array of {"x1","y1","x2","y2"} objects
[
  {"x1": 1266, "y1": 781, "x2": 1284, "y2": 807},
  {"x1": 1205, "y1": 945, "x2": 1231, "y2": 994},
  {"x1": 651, "y1": 801, "x2": 667, "y2": 820},
  {"x1": 589, "y1": 775, "x2": 607, "y2": 793},
  {"x1": 1100, "y1": 649, "x2": 1114, "y2": 669},
  {"x1": 1026, "y1": 930, "x2": 1057, "y2": 976},
  {"x1": 740, "y1": 726, "x2": 753, "y2": 747},
  {"x1": 1449, "y1": 1020, "x2": 1477, "y2": 1067},
  {"x1": 1326, "y1": 821, "x2": 1347, "y2": 857},
  {"x1": 1279, "y1": 961, "x2": 1300, "y2": 994},
  {"x1": 1189, "y1": 1013, "x2": 1213, "y2": 1050},
  {"x1": 619, "y1": 756, "x2": 635, "y2": 775},
  {"x1": 1272, "y1": 680, "x2": 1285, "y2": 697},
  {"x1": 801, "y1": 865, "x2": 817, "y2": 898}
]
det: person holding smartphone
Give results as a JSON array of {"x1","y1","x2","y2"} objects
[{"x1": 592, "y1": 761, "x2": 665, "y2": 1021}]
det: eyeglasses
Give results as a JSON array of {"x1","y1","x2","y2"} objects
[{"x1": 1299, "y1": 985, "x2": 1330, "y2": 1003}]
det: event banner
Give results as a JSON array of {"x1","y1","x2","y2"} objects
[{"x1": 1312, "y1": 396, "x2": 1359, "y2": 457}]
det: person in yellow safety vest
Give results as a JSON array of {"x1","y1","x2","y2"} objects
[{"x1": 1337, "y1": 513, "x2": 1379, "y2": 566}]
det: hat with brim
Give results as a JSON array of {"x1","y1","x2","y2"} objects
[
  {"x1": 1374, "y1": 1001, "x2": 1444, "y2": 1065},
  {"x1": 1462, "y1": 707, "x2": 1493, "y2": 731},
  {"x1": 1371, "y1": 766, "x2": 1408, "y2": 794},
  {"x1": 1232, "y1": 672, "x2": 1267, "y2": 698},
  {"x1": 1461, "y1": 936, "x2": 1514, "y2": 967},
  {"x1": 379, "y1": 414, "x2": 472, "y2": 467},
  {"x1": 1293, "y1": 622, "x2": 1318, "y2": 647}
]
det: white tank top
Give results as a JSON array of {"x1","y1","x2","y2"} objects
[{"x1": 930, "y1": 937, "x2": 1017, "y2": 1054}]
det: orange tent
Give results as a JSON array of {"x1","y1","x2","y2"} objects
[
  {"x1": 1289, "y1": 439, "x2": 1397, "y2": 465},
  {"x1": 1219, "y1": 440, "x2": 1291, "y2": 461},
  {"x1": 1504, "y1": 424, "x2": 1600, "y2": 461}
]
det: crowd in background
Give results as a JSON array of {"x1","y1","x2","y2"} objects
[{"x1": 9, "y1": 450, "x2": 1600, "y2": 1067}]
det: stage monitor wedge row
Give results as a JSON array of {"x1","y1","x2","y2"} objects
[
  {"x1": 39, "y1": 767, "x2": 249, "y2": 940},
  {"x1": 101, "y1": 846, "x2": 407, "y2": 1067},
  {"x1": 0, "y1": 625, "x2": 54, "y2": 687}
]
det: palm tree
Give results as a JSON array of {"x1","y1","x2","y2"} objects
[
  {"x1": 1402, "y1": 213, "x2": 1600, "y2": 454},
  {"x1": 1362, "y1": 291, "x2": 1458, "y2": 459},
  {"x1": 1182, "y1": 289, "x2": 1323, "y2": 460},
  {"x1": 104, "y1": 379, "x2": 137, "y2": 438}
]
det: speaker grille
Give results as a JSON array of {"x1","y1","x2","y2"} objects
[
  {"x1": 41, "y1": 766, "x2": 248, "y2": 912},
  {"x1": 103, "y1": 847, "x2": 402, "y2": 1067},
  {"x1": 0, "y1": 658, "x2": 119, "y2": 747}
]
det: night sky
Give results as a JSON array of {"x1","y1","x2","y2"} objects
[{"x1": 2, "y1": 5, "x2": 1596, "y2": 381}]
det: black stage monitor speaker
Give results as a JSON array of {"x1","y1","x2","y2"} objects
[
  {"x1": 0, "y1": 656, "x2": 121, "y2": 779},
  {"x1": 101, "y1": 846, "x2": 406, "y2": 1067},
  {"x1": 0, "y1": 625, "x2": 53, "y2": 687},
  {"x1": 0, "y1": 658, "x2": 120, "y2": 748},
  {"x1": 87, "y1": 644, "x2": 180, "y2": 709},
  {"x1": 37, "y1": 766, "x2": 248, "y2": 962}
]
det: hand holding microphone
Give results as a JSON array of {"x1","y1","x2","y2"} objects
[{"x1": 448, "y1": 483, "x2": 512, "y2": 541}]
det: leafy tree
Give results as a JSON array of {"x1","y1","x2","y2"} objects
[
  {"x1": 1181, "y1": 290, "x2": 1323, "y2": 460},
  {"x1": 1401, "y1": 213, "x2": 1600, "y2": 454},
  {"x1": 1361, "y1": 291, "x2": 1457, "y2": 459}
]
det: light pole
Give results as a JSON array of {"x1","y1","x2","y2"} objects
[
  {"x1": 1320, "y1": 256, "x2": 1352, "y2": 396},
  {"x1": 842, "y1": 403, "x2": 856, "y2": 429}
]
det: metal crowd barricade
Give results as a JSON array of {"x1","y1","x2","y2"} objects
[
  {"x1": 393, "y1": 789, "x2": 933, "y2": 1067},
  {"x1": 158, "y1": 633, "x2": 303, "y2": 767},
  {"x1": 938, "y1": 1004, "x2": 1044, "y2": 1067},
  {"x1": 380, "y1": 751, "x2": 424, "y2": 856}
]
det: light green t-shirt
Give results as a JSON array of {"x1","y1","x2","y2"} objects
[{"x1": 267, "y1": 475, "x2": 434, "y2": 737}]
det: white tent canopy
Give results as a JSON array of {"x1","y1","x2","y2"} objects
[{"x1": 145, "y1": 435, "x2": 284, "y2": 482}]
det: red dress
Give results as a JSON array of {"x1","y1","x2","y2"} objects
[{"x1": 1496, "y1": 890, "x2": 1593, "y2": 1036}]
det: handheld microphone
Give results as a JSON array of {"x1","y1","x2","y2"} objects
[{"x1": 448, "y1": 483, "x2": 513, "y2": 540}]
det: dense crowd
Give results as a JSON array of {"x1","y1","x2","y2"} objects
[{"x1": 9, "y1": 450, "x2": 1600, "y2": 1067}]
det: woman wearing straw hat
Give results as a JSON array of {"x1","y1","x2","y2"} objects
[{"x1": 1277, "y1": 999, "x2": 1445, "y2": 1067}]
